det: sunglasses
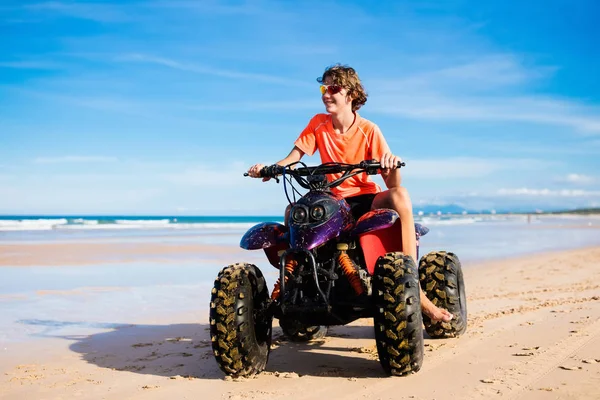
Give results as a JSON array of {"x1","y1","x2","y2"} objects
[{"x1": 319, "y1": 84, "x2": 343, "y2": 95}]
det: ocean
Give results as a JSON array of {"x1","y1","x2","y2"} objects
[
  {"x1": 1, "y1": 213, "x2": 599, "y2": 343},
  {"x1": 1, "y1": 214, "x2": 599, "y2": 260},
  {"x1": 0, "y1": 215, "x2": 283, "y2": 234}
]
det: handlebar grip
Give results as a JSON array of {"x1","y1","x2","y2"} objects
[
  {"x1": 243, "y1": 164, "x2": 283, "y2": 178},
  {"x1": 260, "y1": 164, "x2": 283, "y2": 178},
  {"x1": 360, "y1": 160, "x2": 405, "y2": 175}
]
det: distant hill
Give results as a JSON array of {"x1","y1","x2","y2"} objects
[
  {"x1": 413, "y1": 205, "x2": 600, "y2": 215},
  {"x1": 548, "y1": 208, "x2": 600, "y2": 215}
]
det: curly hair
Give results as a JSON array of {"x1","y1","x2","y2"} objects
[{"x1": 317, "y1": 64, "x2": 368, "y2": 111}]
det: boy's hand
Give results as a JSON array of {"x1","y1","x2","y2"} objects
[
  {"x1": 379, "y1": 152, "x2": 402, "y2": 169},
  {"x1": 247, "y1": 164, "x2": 271, "y2": 181}
]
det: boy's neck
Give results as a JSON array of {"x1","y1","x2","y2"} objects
[{"x1": 331, "y1": 110, "x2": 356, "y2": 134}]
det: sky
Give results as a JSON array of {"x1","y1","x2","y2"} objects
[{"x1": 1, "y1": 0, "x2": 599, "y2": 215}]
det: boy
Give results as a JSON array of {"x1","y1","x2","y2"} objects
[{"x1": 247, "y1": 64, "x2": 452, "y2": 323}]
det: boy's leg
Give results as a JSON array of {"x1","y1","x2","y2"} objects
[{"x1": 372, "y1": 187, "x2": 453, "y2": 323}]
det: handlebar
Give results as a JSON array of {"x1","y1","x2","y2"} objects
[
  {"x1": 244, "y1": 160, "x2": 405, "y2": 191},
  {"x1": 244, "y1": 160, "x2": 404, "y2": 179}
]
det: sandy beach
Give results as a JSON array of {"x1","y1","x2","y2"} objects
[{"x1": 1, "y1": 241, "x2": 599, "y2": 400}]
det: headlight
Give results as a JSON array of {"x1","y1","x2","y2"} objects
[
  {"x1": 310, "y1": 205, "x2": 326, "y2": 221},
  {"x1": 291, "y1": 205, "x2": 307, "y2": 223}
]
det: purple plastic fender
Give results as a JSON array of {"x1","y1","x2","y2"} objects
[
  {"x1": 352, "y1": 209, "x2": 399, "y2": 236},
  {"x1": 289, "y1": 193, "x2": 354, "y2": 251},
  {"x1": 240, "y1": 222, "x2": 288, "y2": 250}
]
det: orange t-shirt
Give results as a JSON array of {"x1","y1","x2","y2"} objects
[{"x1": 294, "y1": 113, "x2": 391, "y2": 198}]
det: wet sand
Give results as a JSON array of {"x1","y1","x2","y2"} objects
[
  {"x1": 0, "y1": 243, "x2": 599, "y2": 399},
  {"x1": 0, "y1": 241, "x2": 249, "y2": 266}
]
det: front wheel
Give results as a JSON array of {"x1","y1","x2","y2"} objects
[
  {"x1": 419, "y1": 251, "x2": 467, "y2": 338},
  {"x1": 209, "y1": 263, "x2": 272, "y2": 377},
  {"x1": 373, "y1": 252, "x2": 424, "y2": 376}
]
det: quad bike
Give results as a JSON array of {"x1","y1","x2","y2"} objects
[{"x1": 209, "y1": 160, "x2": 467, "y2": 377}]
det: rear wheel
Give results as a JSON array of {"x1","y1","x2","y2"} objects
[
  {"x1": 209, "y1": 263, "x2": 272, "y2": 377},
  {"x1": 279, "y1": 318, "x2": 327, "y2": 342},
  {"x1": 419, "y1": 251, "x2": 467, "y2": 338},
  {"x1": 373, "y1": 252, "x2": 424, "y2": 376}
]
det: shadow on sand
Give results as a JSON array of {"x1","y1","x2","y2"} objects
[{"x1": 18, "y1": 319, "x2": 389, "y2": 380}]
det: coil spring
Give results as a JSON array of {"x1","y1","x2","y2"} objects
[
  {"x1": 338, "y1": 253, "x2": 364, "y2": 295},
  {"x1": 271, "y1": 258, "x2": 298, "y2": 300}
]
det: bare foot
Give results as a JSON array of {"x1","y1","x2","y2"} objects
[{"x1": 420, "y1": 291, "x2": 453, "y2": 322}]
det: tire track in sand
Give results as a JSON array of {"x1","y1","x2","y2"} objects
[{"x1": 474, "y1": 314, "x2": 600, "y2": 399}]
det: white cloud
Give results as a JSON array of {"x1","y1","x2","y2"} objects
[
  {"x1": 428, "y1": 188, "x2": 600, "y2": 212},
  {"x1": 33, "y1": 156, "x2": 119, "y2": 164},
  {"x1": 403, "y1": 157, "x2": 551, "y2": 179},
  {"x1": 367, "y1": 54, "x2": 600, "y2": 134},
  {"x1": 0, "y1": 186, "x2": 164, "y2": 214},
  {"x1": 187, "y1": 100, "x2": 317, "y2": 112},
  {"x1": 160, "y1": 162, "x2": 254, "y2": 187},
  {"x1": 0, "y1": 61, "x2": 63, "y2": 69},
  {"x1": 118, "y1": 54, "x2": 308, "y2": 86},
  {"x1": 24, "y1": 2, "x2": 130, "y2": 23},
  {"x1": 555, "y1": 174, "x2": 596, "y2": 185},
  {"x1": 496, "y1": 188, "x2": 600, "y2": 197},
  {"x1": 8, "y1": 87, "x2": 155, "y2": 115},
  {"x1": 379, "y1": 54, "x2": 554, "y2": 92},
  {"x1": 147, "y1": 1, "x2": 261, "y2": 15},
  {"x1": 371, "y1": 94, "x2": 600, "y2": 134}
]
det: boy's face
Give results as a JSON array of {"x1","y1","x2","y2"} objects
[{"x1": 321, "y1": 76, "x2": 353, "y2": 114}]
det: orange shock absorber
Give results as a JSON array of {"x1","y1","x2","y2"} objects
[
  {"x1": 271, "y1": 258, "x2": 298, "y2": 300},
  {"x1": 337, "y1": 247, "x2": 364, "y2": 296}
]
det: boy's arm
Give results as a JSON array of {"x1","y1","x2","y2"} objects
[
  {"x1": 247, "y1": 146, "x2": 305, "y2": 180},
  {"x1": 370, "y1": 127, "x2": 402, "y2": 189},
  {"x1": 378, "y1": 151, "x2": 403, "y2": 189},
  {"x1": 275, "y1": 146, "x2": 305, "y2": 166},
  {"x1": 382, "y1": 168, "x2": 402, "y2": 189}
]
